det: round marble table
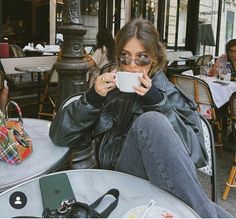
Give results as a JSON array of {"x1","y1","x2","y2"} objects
[
  {"x1": 0, "y1": 118, "x2": 70, "y2": 192},
  {"x1": 0, "y1": 169, "x2": 199, "y2": 218}
]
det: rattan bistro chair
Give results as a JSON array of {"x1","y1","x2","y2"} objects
[
  {"x1": 192, "y1": 55, "x2": 213, "y2": 75},
  {"x1": 228, "y1": 92, "x2": 236, "y2": 140},
  {"x1": 171, "y1": 74, "x2": 223, "y2": 148},
  {"x1": 222, "y1": 93, "x2": 236, "y2": 200},
  {"x1": 196, "y1": 55, "x2": 213, "y2": 66},
  {"x1": 38, "y1": 67, "x2": 58, "y2": 119},
  {"x1": 9, "y1": 44, "x2": 25, "y2": 57}
]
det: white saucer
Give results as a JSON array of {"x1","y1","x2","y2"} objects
[{"x1": 123, "y1": 205, "x2": 178, "y2": 218}]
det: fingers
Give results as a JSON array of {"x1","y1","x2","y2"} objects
[
  {"x1": 135, "y1": 85, "x2": 150, "y2": 96},
  {"x1": 94, "y1": 73, "x2": 116, "y2": 96},
  {"x1": 99, "y1": 72, "x2": 116, "y2": 84},
  {"x1": 141, "y1": 74, "x2": 152, "y2": 89},
  {"x1": 135, "y1": 71, "x2": 152, "y2": 96}
]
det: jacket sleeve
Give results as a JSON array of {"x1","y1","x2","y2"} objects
[
  {"x1": 142, "y1": 86, "x2": 208, "y2": 168},
  {"x1": 49, "y1": 94, "x2": 102, "y2": 148}
]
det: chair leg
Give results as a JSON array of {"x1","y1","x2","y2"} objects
[
  {"x1": 223, "y1": 165, "x2": 236, "y2": 200},
  {"x1": 214, "y1": 119, "x2": 224, "y2": 151},
  {"x1": 37, "y1": 84, "x2": 56, "y2": 119},
  {"x1": 38, "y1": 85, "x2": 48, "y2": 119}
]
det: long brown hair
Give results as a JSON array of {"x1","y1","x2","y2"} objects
[
  {"x1": 115, "y1": 18, "x2": 166, "y2": 76},
  {"x1": 96, "y1": 29, "x2": 115, "y2": 62}
]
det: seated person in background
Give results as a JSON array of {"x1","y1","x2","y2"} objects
[
  {"x1": 0, "y1": 81, "x2": 9, "y2": 113},
  {"x1": 208, "y1": 39, "x2": 236, "y2": 77},
  {"x1": 87, "y1": 29, "x2": 115, "y2": 87},
  {"x1": 208, "y1": 39, "x2": 236, "y2": 134},
  {"x1": 49, "y1": 18, "x2": 232, "y2": 218}
]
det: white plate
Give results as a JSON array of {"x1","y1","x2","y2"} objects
[{"x1": 123, "y1": 205, "x2": 178, "y2": 218}]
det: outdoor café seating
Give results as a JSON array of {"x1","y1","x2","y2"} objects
[
  {"x1": 171, "y1": 74, "x2": 223, "y2": 149},
  {"x1": 0, "y1": 56, "x2": 57, "y2": 112},
  {"x1": 38, "y1": 67, "x2": 58, "y2": 119},
  {"x1": 9, "y1": 44, "x2": 25, "y2": 58},
  {"x1": 192, "y1": 54, "x2": 213, "y2": 75}
]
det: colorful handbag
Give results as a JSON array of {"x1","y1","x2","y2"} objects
[{"x1": 0, "y1": 101, "x2": 32, "y2": 164}]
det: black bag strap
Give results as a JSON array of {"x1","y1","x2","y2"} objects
[
  {"x1": 89, "y1": 188, "x2": 119, "y2": 218},
  {"x1": 41, "y1": 188, "x2": 119, "y2": 218}
]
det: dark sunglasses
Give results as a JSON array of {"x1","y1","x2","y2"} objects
[{"x1": 119, "y1": 56, "x2": 153, "y2": 66}]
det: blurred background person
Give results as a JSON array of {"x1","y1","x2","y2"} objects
[
  {"x1": 0, "y1": 81, "x2": 9, "y2": 114},
  {"x1": 208, "y1": 39, "x2": 236, "y2": 77},
  {"x1": 208, "y1": 39, "x2": 236, "y2": 137},
  {"x1": 87, "y1": 29, "x2": 115, "y2": 87}
]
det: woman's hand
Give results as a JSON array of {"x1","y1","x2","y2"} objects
[
  {"x1": 134, "y1": 70, "x2": 152, "y2": 96},
  {"x1": 94, "y1": 71, "x2": 117, "y2": 96}
]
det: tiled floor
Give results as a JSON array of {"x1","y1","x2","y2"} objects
[{"x1": 198, "y1": 136, "x2": 236, "y2": 217}]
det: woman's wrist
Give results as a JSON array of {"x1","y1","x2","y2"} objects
[
  {"x1": 86, "y1": 86, "x2": 106, "y2": 107},
  {"x1": 142, "y1": 85, "x2": 163, "y2": 105}
]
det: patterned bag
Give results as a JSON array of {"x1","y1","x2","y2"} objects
[{"x1": 0, "y1": 101, "x2": 32, "y2": 164}]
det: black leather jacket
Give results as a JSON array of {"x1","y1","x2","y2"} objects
[{"x1": 49, "y1": 70, "x2": 208, "y2": 169}]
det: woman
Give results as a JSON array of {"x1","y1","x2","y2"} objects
[
  {"x1": 87, "y1": 29, "x2": 115, "y2": 87},
  {"x1": 50, "y1": 19, "x2": 232, "y2": 218},
  {"x1": 208, "y1": 39, "x2": 236, "y2": 77},
  {"x1": 208, "y1": 39, "x2": 236, "y2": 134}
]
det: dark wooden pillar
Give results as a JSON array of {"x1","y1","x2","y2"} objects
[
  {"x1": 185, "y1": 0, "x2": 200, "y2": 54},
  {"x1": 98, "y1": 0, "x2": 106, "y2": 31},
  {"x1": 157, "y1": 0, "x2": 165, "y2": 40},
  {"x1": 215, "y1": 0, "x2": 223, "y2": 56},
  {"x1": 114, "y1": 0, "x2": 121, "y2": 34}
]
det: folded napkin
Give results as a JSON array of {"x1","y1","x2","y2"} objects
[
  {"x1": 36, "y1": 44, "x2": 45, "y2": 50},
  {"x1": 44, "y1": 45, "x2": 60, "y2": 52},
  {"x1": 22, "y1": 46, "x2": 34, "y2": 51},
  {"x1": 84, "y1": 46, "x2": 93, "y2": 54}
]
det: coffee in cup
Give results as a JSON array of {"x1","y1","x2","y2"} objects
[{"x1": 116, "y1": 71, "x2": 143, "y2": 93}]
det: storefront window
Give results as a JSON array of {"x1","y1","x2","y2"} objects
[
  {"x1": 131, "y1": 0, "x2": 144, "y2": 18},
  {"x1": 131, "y1": 0, "x2": 158, "y2": 26},
  {"x1": 81, "y1": 0, "x2": 99, "y2": 16},
  {"x1": 226, "y1": 10, "x2": 234, "y2": 42},
  {"x1": 56, "y1": 0, "x2": 99, "y2": 46},
  {"x1": 198, "y1": 0, "x2": 219, "y2": 55},
  {"x1": 163, "y1": 0, "x2": 188, "y2": 49},
  {"x1": 146, "y1": 0, "x2": 158, "y2": 25},
  {"x1": 164, "y1": 0, "x2": 177, "y2": 47},
  {"x1": 56, "y1": 1, "x2": 63, "y2": 29},
  {"x1": 177, "y1": 1, "x2": 188, "y2": 46},
  {"x1": 81, "y1": 0, "x2": 99, "y2": 46}
]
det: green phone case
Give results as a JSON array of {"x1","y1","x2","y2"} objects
[{"x1": 39, "y1": 173, "x2": 76, "y2": 210}]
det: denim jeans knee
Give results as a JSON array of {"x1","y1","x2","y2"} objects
[{"x1": 132, "y1": 111, "x2": 171, "y2": 134}]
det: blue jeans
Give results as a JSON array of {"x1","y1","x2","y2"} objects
[{"x1": 115, "y1": 112, "x2": 232, "y2": 218}]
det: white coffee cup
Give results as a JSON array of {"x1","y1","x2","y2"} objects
[{"x1": 116, "y1": 71, "x2": 143, "y2": 93}]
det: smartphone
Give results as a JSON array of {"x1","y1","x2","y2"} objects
[{"x1": 39, "y1": 173, "x2": 76, "y2": 210}]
